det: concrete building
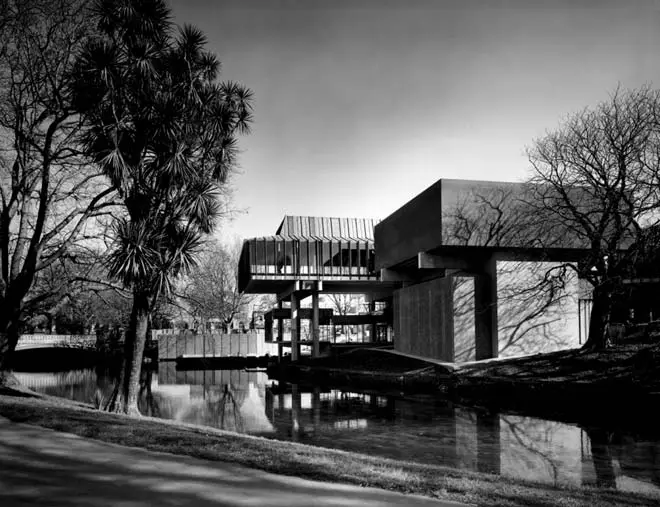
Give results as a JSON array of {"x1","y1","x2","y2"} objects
[
  {"x1": 375, "y1": 178, "x2": 589, "y2": 361},
  {"x1": 238, "y1": 179, "x2": 592, "y2": 363},
  {"x1": 238, "y1": 216, "x2": 398, "y2": 360}
]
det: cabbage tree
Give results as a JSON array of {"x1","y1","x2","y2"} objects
[{"x1": 73, "y1": 0, "x2": 252, "y2": 413}]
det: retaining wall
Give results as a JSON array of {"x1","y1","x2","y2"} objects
[{"x1": 153, "y1": 331, "x2": 277, "y2": 360}]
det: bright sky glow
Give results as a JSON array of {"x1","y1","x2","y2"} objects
[{"x1": 169, "y1": 0, "x2": 660, "y2": 241}]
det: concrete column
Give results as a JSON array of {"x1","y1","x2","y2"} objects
[
  {"x1": 474, "y1": 256, "x2": 498, "y2": 360},
  {"x1": 277, "y1": 300, "x2": 284, "y2": 361},
  {"x1": 291, "y1": 293, "x2": 300, "y2": 361},
  {"x1": 369, "y1": 300, "x2": 377, "y2": 342},
  {"x1": 311, "y1": 291, "x2": 320, "y2": 358}
]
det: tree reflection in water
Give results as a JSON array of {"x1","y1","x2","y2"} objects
[
  {"x1": 13, "y1": 368, "x2": 660, "y2": 497},
  {"x1": 216, "y1": 385, "x2": 244, "y2": 432},
  {"x1": 585, "y1": 428, "x2": 617, "y2": 488}
]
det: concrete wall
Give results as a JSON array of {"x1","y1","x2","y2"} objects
[
  {"x1": 453, "y1": 261, "x2": 580, "y2": 362},
  {"x1": 156, "y1": 331, "x2": 278, "y2": 360},
  {"x1": 375, "y1": 179, "x2": 444, "y2": 270},
  {"x1": 393, "y1": 276, "x2": 454, "y2": 361},
  {"x1": 375, "y1": 178, "x2": 589, "y2": 272},
  {"x1": 392, "y1": 260, "x2": 581, "y2": 363}
]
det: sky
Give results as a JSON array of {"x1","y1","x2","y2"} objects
[{"x1": 169, "y1": 0, "x2": 660, "y2": 242}]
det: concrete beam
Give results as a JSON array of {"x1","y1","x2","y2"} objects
[
  {"x1": 380, "y1": 268, "x2": 415, "y2": 282},
  {"x1": 418, "y1": 251, "x2": 480, "y2": 271},
  {"x1": 277, "y1": 281, "x2": 300, "y2": 302},
  {"x1": 300, "y1": 280, "x2": 323, "y2": 292}
]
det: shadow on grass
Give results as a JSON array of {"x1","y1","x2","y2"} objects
[
  {"x1": 0, "y1": 422, "x2": 448, "y2": 507},
  {"x1": 0, "y1": 395, "x2": 658, "y2": 507},
  {"x1": 0, "y1": 387, "x2": 37, "y2": 398}
]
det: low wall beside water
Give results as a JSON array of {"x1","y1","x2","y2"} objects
[{"x1": 153, "y1": 331, "x2": 278, "y2": 360}]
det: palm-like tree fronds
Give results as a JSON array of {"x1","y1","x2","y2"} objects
[
  {"x1": 106, "y1": 219, "x2": 160, "y2": 287},
  {"x1": 74, "y1": 0, "x2": 253, "y2": 303}
]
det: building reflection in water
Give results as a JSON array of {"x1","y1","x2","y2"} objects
[{"x1": 13, "y1": 365, "x2": 660, "y2": 497}]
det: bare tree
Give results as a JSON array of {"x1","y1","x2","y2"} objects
[
  {"x1": 0, "y1": 0, "x2": 115, "y2": 375},
  {"x1": 325, "y1": 294, "x2": 365, "y2": 316},
  {"x1": 527, "y1": 87, "x2": 660, "y2": 350},
  {"x1": 443, "y1": 186, "x2": 577, "y2": 361},
  {"x1": 23, "y1": 251, "x2": 133, "y2": 334},
  {"x1": 178, "y1": 240, "x2": 250, "y2": 332},
  {"x1": 324, "y1": 294, "x2": 366, "y2": 341}
]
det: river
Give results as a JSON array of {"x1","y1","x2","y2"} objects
[{"x1": 14, "y1": 363, "x2": 660, "y2": 497}]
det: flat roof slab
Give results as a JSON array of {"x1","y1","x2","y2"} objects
[{"x1": 375, "y1": 179, "x2": 592, "y2": 270}]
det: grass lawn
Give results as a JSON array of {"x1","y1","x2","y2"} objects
[{"x1": 0, "y1": 386, "x2": 658, "y2": 507}]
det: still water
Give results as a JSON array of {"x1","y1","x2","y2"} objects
[{"x1": 15, "y1": 364, "x2": 660, "y2": 497}]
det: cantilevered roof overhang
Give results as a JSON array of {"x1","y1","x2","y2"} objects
[
  {"x1": 375, "y1": 178, "x2": 599, "y2": 274},
  {"x1": 238, "y1": 216, "x2": 400, "y2": 295}
]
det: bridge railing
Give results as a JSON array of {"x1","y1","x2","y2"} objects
[{"x1": 16, "y1": 334, "x2": 97, "y2": 349}]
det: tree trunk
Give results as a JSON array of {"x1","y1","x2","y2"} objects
[
  {"x1": 106, "y1": 288, "x2": 150, "y2": 415},
  {"x1": 584, "y1": 284, "x2": 612, "y2": 351},
  {"x1": 0, "y1": 303, "x2": 22, "y2": 379}
]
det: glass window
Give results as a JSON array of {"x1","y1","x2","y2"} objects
[
  {"x1": 288, "y1": 240, "x2": 298, "y2": 275},
  {"x1": 253, "y1": 239, "x2": 265, "y2": 274},
  {"x1": 309, "y1": 241, "x2": 318, "y2": 275},
  {"x1": 347, "y1": 241, "x2": 357, "y2": 275},
  {"x1": 367, "y1": 246, "x2": 375, "y2": 274},
  {"x1": 359, "y1": 242, "x2": 370, "y2": 274},
  {"x1": 340, "y1": 242, "x2": 351, "y2": 276},
  {"x1": 299, "y1": 240, "x2": 309, "y2": 275},
  {"x1": 321, "y1": 242, "x2": 332, "y2": 274},
  {"x1": 277, "y1": 240, "x2": 292, "y2": 274},
  {"x1": 265, "y1": 240, "x2": 276, "y2": 274},
  {"x1": 332, "y1": 241, "x2": 341, "y2": 275}
]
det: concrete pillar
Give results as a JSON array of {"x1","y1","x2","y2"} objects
[
  {"x1": 369, "y1": 300, "x2": 377, "y2": 342},
  {"x1": 291, "y1": 293, "x2": 300, "y2": 361},
  {"x1": 474, "y1": 256, "x2": 498, "y2": 360},
  {"x1": 311, "y1": 291, "x2": 320, "y2": 358},
  {"x1": 277, "y1": 300, "x2": 284, "y2": 361}
]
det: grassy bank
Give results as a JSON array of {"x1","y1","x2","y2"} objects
[{"x1": 0, "y1": 387, "x2": 657, "y2": 507}]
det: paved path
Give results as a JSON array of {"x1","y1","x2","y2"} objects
[{"x1": 0, "y1": 417, "x2": 466, "y2": 507}]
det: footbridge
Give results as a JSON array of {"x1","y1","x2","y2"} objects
[{"x1": 15, "y1": 334, "x2": 97, "y2": 351}]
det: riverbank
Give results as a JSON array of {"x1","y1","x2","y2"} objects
[
  {"x1": 271, "y1": 344, "x2": 660, "y2": 430},
  {"x1": 450, "y1": 343, "x2": 660, "y2": 431},
  {"x1": 0, "y1": 386, "x2": 655, "y2": 507},
  {"x1": 268, "y1": 348, "x2": 454, "y2": 393}
]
